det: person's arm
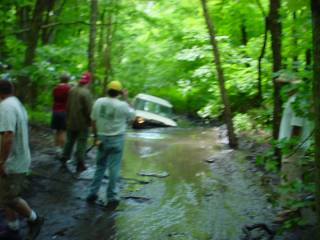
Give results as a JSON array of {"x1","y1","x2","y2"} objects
[
  {"x1": 0, "y1": 131, "x2": 13, "y2": 176},
  {"x1": 121, "y1": 89, "x2": 132, "y2": 107},
  {"x1": 92, "y1": 120, "x2": 97, "y2": 139}
]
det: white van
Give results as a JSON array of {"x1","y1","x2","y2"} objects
[{"x1": 132, "y1": 93, "x2": 178, "y2": 128}]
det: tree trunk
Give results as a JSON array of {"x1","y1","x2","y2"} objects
[
  {"x1": 255, "y1": 0, "x2": 267, "y2": 103},
  {"x1": 0, "y1": 32, "x2": 7, "y2": 60},
  {"x1": 269, "y1": 0, "x2": 282, "y2": 162},
  {"x1": 256, "y1": 16, "x2": 268, "y2": 103},
  {"x1": 200, "y1": 0, "x2": 238, "y2": 148},
  {"x1": 17, "y1": 0, "x2": 47, "y2": 102},
  {"x1": 241, "y1": 23, "x2": 248, "y2": 46},
  {"x1": 97, "y1": 10, "x2": 106, "y2": 55},
  {"x1": 102, "y1": 0, "x2": 115, "y2": 96},
  {"x1": 305, "y1": 48, "x2": 312, "y2": 70},
  {"x1": 88, "y1": 0, "x2": 98, "y2": 92},
  {"x1": 41, "y1": 0, "x2": 56, "y2": 44},
  {"x1": 311, "y1": 0, "x2": 320, "y2": 237},
  {"x1": 15, "y1": 4, "x2": 31, "y2": 42},
  {"x1": 291, "y1": 12, "x2": 298, "y2": 72}
]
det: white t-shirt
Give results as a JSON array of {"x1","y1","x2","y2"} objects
[
  {"x1": 0, "y1": 96, "x2": 31, "y2": 174},
  {"x1": 91, "y1": 97, "x2": 135, "y2": 136},
  {"x1": 278, "y1": 95, "x2": 312, "y2": 149}
]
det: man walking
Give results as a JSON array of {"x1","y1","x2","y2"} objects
[
  {"x1": 0, "y1": 80, "x2": 43, "y2": 240},
  {"x1": 51, "y1": 73, "x2": 71, "y2": 157},
  {"x1": 60, "y1": 72, "x2": 93, "y2": 172},
  {"x1": 86, "y1": 81, "x2": 135, "y2": 206}
]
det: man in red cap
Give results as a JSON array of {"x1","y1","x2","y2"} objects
[{"x1": 60, "y1": 72, "x2": 93, "y2": 172}]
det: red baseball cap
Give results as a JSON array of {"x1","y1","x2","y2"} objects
[{"x1": 79, "y1": 72, "x2": 91, "y2": 85}]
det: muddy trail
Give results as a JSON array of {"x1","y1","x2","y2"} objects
[{"x1": 19, "y1": 126, "x2": 285, "y2": 239}]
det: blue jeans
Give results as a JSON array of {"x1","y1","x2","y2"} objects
[{"x1": 89, "y1": 135, "x2": 125, "y2": 201}]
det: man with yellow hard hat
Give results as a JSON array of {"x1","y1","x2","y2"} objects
[{"x1": 86, "y1": 80, "x2": 135, "y2": 207}]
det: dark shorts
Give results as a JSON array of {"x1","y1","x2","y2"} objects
[
  {"x1": 51, "y1": 111, "x2": 67, "y2": 130},
  {"x1": 0, "y1": 174, "x2": 28, "y2": 206}
]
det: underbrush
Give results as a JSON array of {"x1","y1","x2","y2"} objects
[
  {"x1": 26, "y1": 105, "x2": 51, "y2": 126},
  {"x1": 233, "y1": 109, "x2": 316, "y2": 235}
]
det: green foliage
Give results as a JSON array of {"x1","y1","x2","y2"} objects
[
  {"x1": 26, "y1": 105, "x2": 51, "y2": 125},
  {"x1": 0, "y1": 0, "x2": 314, "y2": 125},
  {"x1": 256, "y1": 149, "x2": 279, "y2": 172},
  {"x1": 233, "y1": 113, "x2": 254, "y2": 134}
]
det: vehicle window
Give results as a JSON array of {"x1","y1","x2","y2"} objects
[{"x1": 134, "y1": 98, "x2": 172, "y2": 117}]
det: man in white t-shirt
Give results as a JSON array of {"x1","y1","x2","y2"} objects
[
  {"x1": 0, "y1": 80, "x2": 43, "y2": 239},
  {"x1": 86, "y1": 81, "x2": 135, "y2": 207}
]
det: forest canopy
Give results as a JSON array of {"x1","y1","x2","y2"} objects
[{"x1": 0, "y1": 0, "x2": 312, "y2": 121}]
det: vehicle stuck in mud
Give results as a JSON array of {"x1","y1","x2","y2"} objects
[{"x1": 132, "y1": 93, "x2": 177, "y2": 129}]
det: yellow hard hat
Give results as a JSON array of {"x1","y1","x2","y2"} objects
[{"x1": 107, "y1": 81, "x2": 122, "y2": 91}]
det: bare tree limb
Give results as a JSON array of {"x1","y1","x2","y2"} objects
[{"x1": 11, "y1": 21, "x2": 112, "y2": 35}]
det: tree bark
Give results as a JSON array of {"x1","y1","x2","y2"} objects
[
  {"x1": 200, "y1": 0, "x2": 238, "y2": 148},
  {"x1": 17, "y1": 0, "x2": 47, "y2": 102},
  {"x1": 311, "y1": 0, "x2": 320, "y2": 237},
  {"x1": 256, "y1": 16, "x2": 268, "y2": 103},
  {"x1": 102, "y1": 0, "x2": 115, "y2": 96},
  {"x1": 15, "y1": 4, "x2": 31, "y2": 42},
  {"x1": 255, "y1": 0, "x2": 267, "y2": 103},
  {"x1": 241, "y1": 23, "x2": 248, "y2": 46},
  {"x1": 269, "y1": 0, "x2": 282, "y2": 161},
  {"x1": 97, "y1": 10, "x2": 106, "y2": 55},
  {"x1": 41, "y1": 0, "x2": 56, "y2": 44},
  {"x1": 0, "y1": 32, "x2": 7, "y2": 60},
  {"x1": 305, "y1": 48, "x2": 312, "y2": 70},
  {"x1": 291, "y1": 12, "x2": 298, "y2": 72},
  {"x1": 88, "y1": 0, "x2": 98, "y2": 92}
]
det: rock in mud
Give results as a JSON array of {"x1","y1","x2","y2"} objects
[{"x1": 138, "y1": 170, "x2": 169, "y2": 178}]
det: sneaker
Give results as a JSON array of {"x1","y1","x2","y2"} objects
[
  {"x1": 86, "y1": 194, "x2": 98, "y2": 204},
  {"x1": 26, "y1": 217, "x2": 44, "y2": 240},
  {"x1": 76, "y1": 162, "x2": 87, "y2": 172}
]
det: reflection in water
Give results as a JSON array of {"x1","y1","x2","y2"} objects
[{"x1": 107, "y1": 127, "x2": 275, "y2": 240}]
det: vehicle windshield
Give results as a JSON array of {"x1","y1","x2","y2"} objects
[{"x1": 134, "y1": 98, "x2": 172, "y2": 118}]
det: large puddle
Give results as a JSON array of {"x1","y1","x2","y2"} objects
[
  {"x1": 28, "y1": 127, "x2": 276, "y2": 240},
  {"x1": 95, "y1": 128, "x2": 274, "y2": 240}
]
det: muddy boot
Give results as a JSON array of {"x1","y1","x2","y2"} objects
[
  {"x1": 26, "y1": 217, "x2": 44, "y2": 240},
  {"x1": 76, "y1": 161, "x2": 87, "y2": 172}
]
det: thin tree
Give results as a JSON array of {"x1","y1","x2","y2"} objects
[
  {"x1": 268, "y1": 0, "x2": 282, "y2": 162},
  {"x1": 102, "y1": 0, "x2": 116, "y2": 95},
  {"x1": 311, "y1": 0, "x2": 320, "y2": 236},
  {"x1": 200, "y1": 0, "x2": 238, "y2": 148},
  {"x1": 41, "y1": 0, "x2": 56, "y2": 44},
  {"x1": 18, "y1": 0, "x2": 47, "y2": 102},
  {"x1": 88, "y1": 0, "x2": 98, "y2": 91},
  {"x1": 255, "y1": 0, "x2": 268, "y2": 103}
]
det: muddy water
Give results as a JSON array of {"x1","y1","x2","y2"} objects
[
  {"x1": 117, "y1": 128, "x2": 274, "y2": 240},
  {"x1": 27, "y1": 127, "x2": 276, "y2": 240}
]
